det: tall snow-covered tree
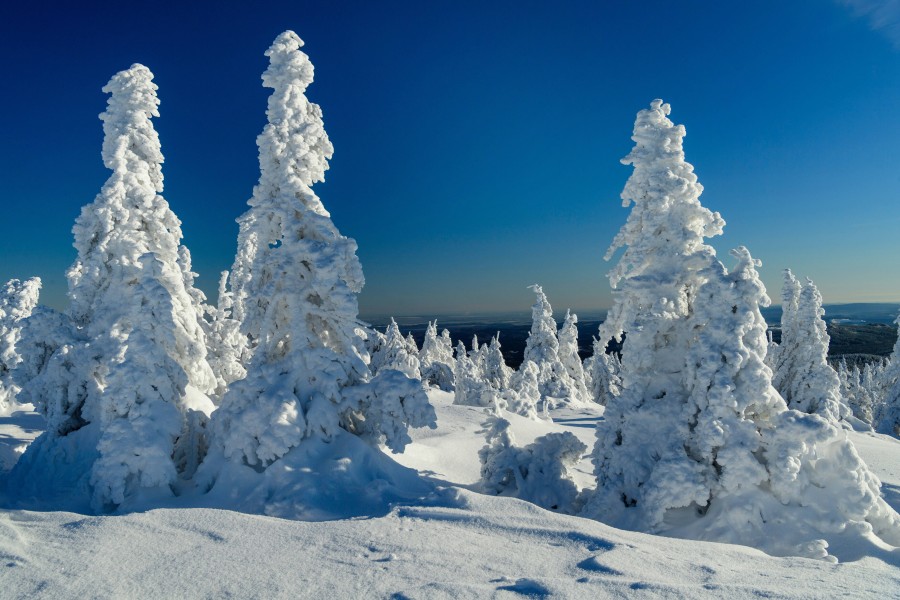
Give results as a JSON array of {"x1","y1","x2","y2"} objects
[
  {"x1": 521, "y1": 285, "x2": 582, "y2": 406},
  {"x1": 770, "y1": 269, "x2": 800, "y2": 389},
  {"x1": 10, "y1": 64, "x2": 217, "y2": 510},
  {"x1": 0, "y1": 278, "x2": 41, "y2": 415},
  {"x1": 584, "y1": 100, "x2": 900, "y2": 560},
  {"x1": 775, "y1": 276, "x2": 849, "y2": 426},
  {"x1": 207, "y1": 32, "x2": 434, "y2": 471},
  {"x1": 418, "y1": 320, "x2": 455, "y2": 391}
]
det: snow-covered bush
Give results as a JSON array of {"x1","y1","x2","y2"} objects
[
  {"x1": 479, "y1": 415, "x2": 586, "y2": 513},
  {"x1": 206, "y1": 32, "x2": 434, "y2": 473},
  {"x1": 584, "y1": 99, "x2": 900, "y2": 561},
  {"x1": 0, "y1": 277, "x2": 41, "y2": 415},
  {"x1": 418, "y1": 320, "x2": 455, "y2": 391},
  {"x1": 10, "y1": 64, "x2": 217, "y2": 511},
  {"x1": 521, "y1": 285, "x2": 584, "y2": 406}
]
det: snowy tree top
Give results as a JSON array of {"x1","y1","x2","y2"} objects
[
  {"x1": 605, "y1": 99, "x2": 724, "y2": 289},
  {"x1": 99, "y1": 64, "x2": 163, "y2": 190}
]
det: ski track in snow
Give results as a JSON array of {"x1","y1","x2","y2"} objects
[{"x1": 0, "y1": 392, "x2": 898, "y2": 598}]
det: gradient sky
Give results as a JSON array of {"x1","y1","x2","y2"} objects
[{"x1": 1, "y1": 1, "x2": 899, "y2": 317}]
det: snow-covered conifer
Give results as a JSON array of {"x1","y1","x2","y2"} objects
[
  {"x1": 405, "y1": 332, "x2": 419, "y2": 355},
  {"x1": 11, "y1": 65, "x2": 217, "y2": 510},
  {"x1": 207, "y1": 32, "x2": 434, "y2": 471},
  {"x1": 205, "y1": 271, "x2": 247, "y2": 396},
  {"x1": 878, "y1": 315, "x2": 900, "y2": 435},
  {"x1": 0, "y1": 278, "x2": 41, "y2": 415},
  {"x1": 453, "y1": 340, "x2": 492, "y2": 407},
  {"x1": 584, "y1": 100, "x2": 900, "y2": 560},
  {"x1": 583, "y1": 339, "x2": 621, "y2": 406},
  {"x1": 521, "y1": 285, "x2": 582, "y2": 406},
  {"x1": 418, "y1": 320, "x2": 455, "y2": 391},
  {"x1": 482, "y1": 334, "x2": 512, "y2": 391},
  {"x1": 557, "y1": 310, "x2": 589, "y2": 401},
  {"x1": 371, "y1": 318, "x2": 421, "y2": 379},
  {"x1": 503, "y1": 360, "x2": 542, "y2": 419},
  {"x1": 776, "y1": 277, "x2": 849, "y2": 425}
]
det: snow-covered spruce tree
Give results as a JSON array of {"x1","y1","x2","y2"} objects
[
  {"x1": 776, "y1": 277, "x2": 849, "y2": 426},
  {"x1": 557, "y1": 310, "x2": 589, "y2": 401},
  {"x1": 583, "y1": 100, "x2": 900, "y2": 560},
  {"x1": 0, "y1": 278, "x2": 41, "y2": 415},
  {"x1": 405, "y1": 332, "x2": 418, "y2": 355},
  {"x1": 205, "y1": 271, "x2": 247, "y2": 397},
  {"x1": 521, "y1": 285, "x2": 582, "y2": 406},
  {"x1": 418, "y1": 320, "x2": 455, "y2": 391},
  {"x1": 878, "y1": 315, "x2": 900, "y2": 435},
  {"x1": 504, "y1": 360, "x2": 542, "y2": 419},
  {"x1": 482, "y1": 334, "x2": 512, "y2": 391},
  {"x1": 453, "y1": 340, "x2": 493, "y2": 407},
  {"x1": 206, "y1": 32, "x2": 434, "y2": 479},
  {"x1": 479, "y1": 413, "x2": 586, "y2": 512},
  {"x1": 769, "y1": 269, "x2": 800, "y2": 384},
  {"x1": 10, "y1": 65, "x2": 217, "y2": 510},
  {"x1": 583, "y1": 337, "x2": 621, "y2": 406},
  {"x1": 371, "y1": 318, "x2": 421, "y2": 379}
]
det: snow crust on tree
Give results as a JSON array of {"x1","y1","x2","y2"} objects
[
  {"x1": 371, "y1": 319, "x2": 421, "y2": 380},
  {"x1": 206, "y1": 32, "x2": 434, "y2": 474},
  {"x1": 0, "y1": 278, "x2": 41, "y2": 416},
  {"x1": 521, "y1": 285, "x2": 583, "y2": 406},
  {"x1": 418, "y1": 320, "x2": 455, "y2": 391},
  {"x1": 583, "y1": 100, "x2": 900, "y2": 560},
  {"x1": 774, "y1": 275, "x2": 849, "y2": 426},
  {"x1": 9, "y1": 64, "x2": 217, "y2": 510},
  {"x1": 479, "y1": 414, "x2": 586, "y2": 513}
]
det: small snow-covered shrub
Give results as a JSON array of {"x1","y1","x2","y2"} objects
[{"x1": 479, "y1": 416, "x2": 586, "y2": 513}]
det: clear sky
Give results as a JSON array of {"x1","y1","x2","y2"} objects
[{"x1": 1, "y1": 1, "x2": 899, "y2": 317}]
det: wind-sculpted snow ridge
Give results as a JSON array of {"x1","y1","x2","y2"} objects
[
  {"x1": 201, "y1": 32, "x2": 435, "y2": 511},
  {"x1": 584, "y1": 99, "x2": 900, "y2": 561},
  {"x1": 7, "y1": 64, "x2": 216, "y2": 512},
  {"x1": 0, "y1": 278, "x2": 40, "y2": 416}
]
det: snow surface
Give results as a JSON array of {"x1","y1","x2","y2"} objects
[{"x1": 1, "y1": 391, "x2": 898, "y2": 598}]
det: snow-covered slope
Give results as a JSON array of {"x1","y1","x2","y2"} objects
[{"x1": 1, "y1": 391, "x2": 898, "y2": 598}]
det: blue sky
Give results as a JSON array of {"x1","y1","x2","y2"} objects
[{"x1": 1, "y1": 1, "x2": 899, "y2": 317}]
